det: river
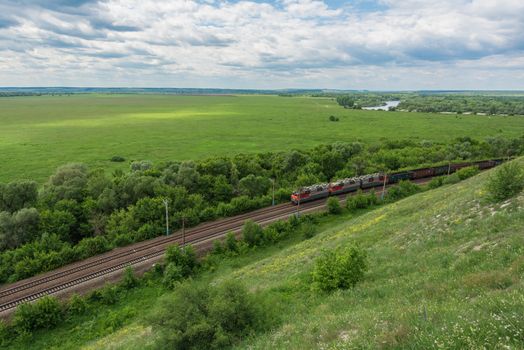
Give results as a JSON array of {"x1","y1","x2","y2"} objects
[{"x1": 362, "y1": 100, "x2": 400, "y2": 111}]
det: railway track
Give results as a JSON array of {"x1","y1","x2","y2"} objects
[{"x1": 0, "y1": 175, "x2": 442, "y2": 316}]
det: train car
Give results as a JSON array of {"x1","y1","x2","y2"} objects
[
  {"x1": 329, "y1": 177, "x2": 361, "y2": 195},
  {"x1": 450, "y1": 162, "x2": 471, "y2": 172},
  {"x1": 360, "y1": 173, "x2": 385, "y2": 189},
  {"x1": 291, "y1": 183, "x2": 329, "y2": 204},
  {"x1": 475, "y1": 159, "x2": 494, "y2": 170},
  {"x1": 409, "y1": 167, "x2": 435, "y2": 180},
  {"x1": 433, "y1": 165, "x2": 450, "y2": 176},
  {"x1": 387, "y1": 171, "x2": 410, "y2": 184}
]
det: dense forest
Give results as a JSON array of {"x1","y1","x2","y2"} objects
[
  {"x1": 0, "y1": 136, "x2": 523, "y2": 284},
  {"x1": 334, "y1": 92, "x2": 524, "y2": 115},
  {"x1": 398, "y1": 95, "x2": 524, "y2": 115}
]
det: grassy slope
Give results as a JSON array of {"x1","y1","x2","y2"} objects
[
  {"x1": 1, "y1": 94, "x2": 523, "y2": 182},
  {"x1": 10, "y1": 159, "x2": 523, "y2": 349}
]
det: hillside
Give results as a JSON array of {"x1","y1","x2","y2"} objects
[{"x1": 6, "y1": 159, "x2": 523, "y2": 349}]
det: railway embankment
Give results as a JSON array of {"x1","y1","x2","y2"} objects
[{"x1": 2, "y1": 157, "x2": 523, "y2": 349}]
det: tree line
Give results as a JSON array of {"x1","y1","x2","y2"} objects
[{"x1": 0, "y1": 136, "x2": 523, "y2": 284}]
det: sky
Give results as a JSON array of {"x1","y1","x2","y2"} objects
[{"x1": 0, "y1": 0, "x2": 523, "y2": 90}]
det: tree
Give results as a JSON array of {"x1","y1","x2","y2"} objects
[
  {"x1": 242, "y1": 220, "x2": 264, "y2": 247},
  {"x1": 238, "y1": 175, "x2": 271, "y2": 198},
  {"x1": 486, "y1": 162, "x2": 524, "y2": 202},
  {"x1": 41, "y1": 163, "x2": 89, "y2": 204},
  {"x1": 0, "y1": 180, "x2": 38, "y2": 212},
  {"x1": 312, "y1": 245, "x2": 367, "y2": 292},
  {"x1": 326, "y1": 197, "x2": 342, "y2": 214},
  {"x1": 0, "y1": 208, "x2": 40, "y2": 250},
  {"x1": 176, "y1": 161, "x2": 201, "y2": 192}
]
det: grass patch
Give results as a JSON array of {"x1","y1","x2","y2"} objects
[{"x1": 1, "y1": 94, "x2": 523, "y2": 182}]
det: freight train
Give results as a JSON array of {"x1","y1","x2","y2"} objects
[{"x1": 290, "y1": 159, "x2": 503, "y2": 204}]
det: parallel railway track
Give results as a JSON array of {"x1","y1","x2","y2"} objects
[{"x1": 0, "y1": 175, "x2": 447, "y2": 316}]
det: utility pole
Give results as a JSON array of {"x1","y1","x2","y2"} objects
[
  {"x1": 271, "y1": 178, "x2": 275, "y2": 206},
  {"x1": 182, "y1": 216, "x2": 186, "y2": 247},
  {"x1": 162, "y1": 199, "x2": 169, "y2": 236}
]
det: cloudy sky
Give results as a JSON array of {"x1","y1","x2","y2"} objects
[{"x1": 1, "y1": 0, "x2": 523, "y2": 89}]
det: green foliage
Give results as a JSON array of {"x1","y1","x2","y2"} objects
[
  {"x1": 386, "y1": 180, "x2": 421, "y2": 201},
  {"x1": 346, "y1": 189, "x2": 373, "y2": 211},
  {"x1": 13, "y1": 296, "x2": 63, "y2": 333},
  {"x1": 326, "y1": 197, "x2": 342, "y2": 214},
  {"x1": 456, "y1": 166, "x2": 480, "y2": 180},
  {"x1": 151, "y1": 280, "x2": 264, "y2": 349},
  {"x1": 67, "y1": 293, "x2": 88, "y2": 316},
  {"x1": 242, "y1": 220, "x2": 264, "y2": 247},
  {"x1": 312, "y1": 245, "x2": 367, "y2": 292},
  {"x1": 224, "y1": 232, "x2": 238, "y2": 253},
  {"x1": 428, "y1": 176, "x2": 445, "y2": 189},
  {"x1": 162, "y1": 263, "x2": 184, "y2": 289},
  {"x1": 238, "y1": 174, "x2": 271, "y2": 198},
  {"x1": 486, "y1": 162, "x2": 524, "y2": 202},
  {"x1": 164, "y1": 244, "x2": 199, "y2": 277},
  {"x1": 120, "y1": 266, "x2": 139, "y2": 289},
  {"x1": 0, "y1": 180, "x2": 38, "y2": 212},
  {"x1": 110, "y1": 156, "x2": 126, "y2": 162},
  {"x1": 328, "y1": 115, "x2": 339, "y2": 122}
]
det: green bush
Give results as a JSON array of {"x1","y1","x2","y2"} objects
[
  {"x1": 164, "y1": 244, "x2": 199, "y2": 278},
  {"x1": 151, "y1": 280, "x2": 264, "y2": 349},
  {"x1": 67, "y1": 293, "x2": 88, "y2": 316},
  {"x1": 486, "y1": 162, "x2": 524, "y2": 202},
  {"x1": 99, "y1": 285, "x2": 119, "y2": 305},
  {"x1": 386, "y1": 180, "x2": 420, "y2": 201},
  {"x1": 326, "y1": 197, "x2": 342, "y2": 214},
  {"x1": 120, "y1": 266, "x2": 139, "y2": 289},
  {"x1": 110, "y1": 156, "x2": 126, "y2": 162},
  {"x1": 224, "y1": 231, "x2": 238, "y2": 253},
  {"x1": 0, "y1": 319, "x2": 9, "y2": 346},
  {"x1": 456, "y1": 166, "x2": 480, "y2": 180},
  {"x1": 242, "y1": 219, "x2": 264, "y2": 247},
  {"x1": 312, "y1": 245, "x2": 367, "y2": 292},
  {"x1": 428, "y1": 176, "x2": 444, "y2": 189},
  {"x1": 442, "y1": 173, "x2": 461, "y2": 185},
  {"x1": 162, "y1": 263, "x2": 184, "y2": 289},
  {"x1": 13, "y1": 296, "x2": 63, "y2": 333},
  {"x1": 212, "y1": 239, "x2": 224, "y2": 255},
  {"x1": 346, "y1": 189, "x2": 370, "y2": 211},
  {"x1": 301, "y1": 224, "x2": 316, "y2": 239}
]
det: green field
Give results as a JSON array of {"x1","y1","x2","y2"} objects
[
  {"x1": 6, "y1": 159, "x2": 523, "y2": 349},
  {"x1": 1, "y1": 94, "x2": 523, "y2": 183}
]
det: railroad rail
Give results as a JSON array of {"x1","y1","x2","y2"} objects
[{"x1": 0, "y1": 175, "x2": 442, "y2": 317}]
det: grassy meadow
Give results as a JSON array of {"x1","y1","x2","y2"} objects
[
  {"x1": 6, "y1": 158, "x2": 523, "y2": 349},
  {"x1": 1, "y1": 94, "x2": 523, "y2": 183}
]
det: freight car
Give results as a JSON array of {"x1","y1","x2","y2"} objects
[{"x1": 291, "y1": 159, "x2": 504, "y2": 204}]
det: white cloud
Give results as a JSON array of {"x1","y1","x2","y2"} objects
[{"x1": 0, "y1": 0, "x2": 523, "y2": 89}]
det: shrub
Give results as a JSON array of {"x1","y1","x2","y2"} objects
[
  {"x1": 110, "y1": 156, "x2": 126, "y2": 162},
  {"x1": 99, "y1": 285, "x2": 119, "y2": 305},
  {"x1": 163, "y1": 263, "x2": 184, "y2": 289},
  {"x1": 442, "y1": 173, "x2": 460, "y2": 185},
  {"x1": 312, "y1": 245, "x2": 367, "y2": 292},
  {"x1": 302, "y1": 224, "x2": 316, "y2": 239},
  {"x1": 326, "y1": 197, "x2": 342, "y2": 214},
  {"x1": 164, "y1": 244, "x2": 198, "y2": 277},
  {"x1": 67, "y1": 293, "x2": 88, "y2": 316},
  {"x1": 0, "y1": 319, "x2": 10, "y2": 346},
  {"x1": 329, "y1": 115, "x2": 339, "y2": 122},
  {"x1": 456, "y1": 165, "x2": 480, "y2": 180},
  {"x1": 428, "y1": 176, "x2": 444, "y2": 189},
  {"x1": 486, "y1": 162, "x2": 524, "y2": 202},
  {"x1": 242, "y1": 219, "x2": 264, "y2": 247},
  {"x1": 346, "y1": 189, "x2": 370, "y2": 211},
  {"x1": 151, "y1": 280, "x2": 264, "y2": 349},
  {"x1": 13, "y1": 296, "x2": 63, "y2": 333},
  {"x1": 212, "y1": 239, "x2": 224, "y2": 255},
  {"x1": 386, "y1": 180, "x2": 420, "y2": 201},
  {"x1": 120, "y1": 266, "x2": 139, "y2": 289},
  {"x1": 224, "y1": 231, "x2": 238, "y2": 253}
]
